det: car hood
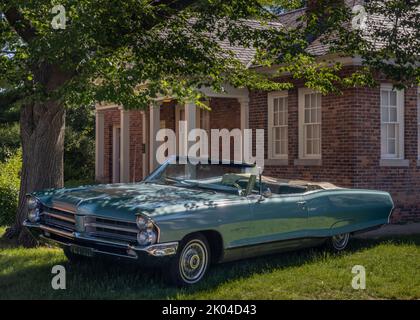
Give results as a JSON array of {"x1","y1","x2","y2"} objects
[{"x1": 34, "y1": 182, "x2": 237, "y2": 221}]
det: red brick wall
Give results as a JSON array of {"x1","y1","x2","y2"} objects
[
  {"x1": 249, "y1": 79, "x2": 419, "y2": 222},
  {"x1": 353, "y1": 85, "x2": 420, "y2": 222},
  {"x1": 161, "y1": 101, "x2": 176, "y2": 131},
  {"x1": 209, "y1": 98, "x2": 241, "y2": 160},
  {"x1": 249, "y1": 87, "x2": 357, "y2": 187},
  {"x1": 129, "y1": 110, "x2": 143, "y2": 183},
  {"x1": 209, "y1": 98, "x2": 241, "y2": 130},
  {"x1": 103, "y1": 108, "x2": 121, "y2": 183}
]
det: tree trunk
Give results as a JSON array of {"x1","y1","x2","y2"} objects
[{"x1": 4, "y1": 99, "x2": 65, "y2": 247}]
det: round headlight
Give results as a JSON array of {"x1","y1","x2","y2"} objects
[
  {"x1": 28, "y1": 208, "x2": 40, "y2": 223},
  {"x1": 27, "y1": 196, "x2": 39, "y2": 210},
  {"x1": 136, "y1": 215, "x2": 154, "y2": 230},
  {"x1": 136, "y1": 216, "x2": 147, "y2": 229},
  {"x1": 137, "y1": 229, "x2": 157, "y2": 246}
]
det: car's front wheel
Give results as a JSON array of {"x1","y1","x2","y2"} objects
[
  {"x1": 166, "y1": 234, "x2": 210, "y2": 286},
  {"x1": 328, "y1": 232, "x2": 350, "y2": 252}
]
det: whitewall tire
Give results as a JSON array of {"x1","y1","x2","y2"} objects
[
  {"x1": 329, "y1": 232, "x2": 350, "y2": 251},
  {"x1": 167, "y1": 234, "x2": 210, "y2": 286}
]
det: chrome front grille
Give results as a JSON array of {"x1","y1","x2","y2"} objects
[
  {"x1": 39, "y1": 207, "x2": 138, "y2": 244},
  {"x1": 85, "y1": 217, "x2": 138, "y2": 243},
  {"x1": 41, "y1": 207, "x2": 76, "y2": 231}
]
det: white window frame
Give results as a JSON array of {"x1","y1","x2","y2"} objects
[
  {"x1": 268, "y1": 91, "x2": 288, "y2": 159},
  {"x1": 380, "y1": 84, "x2": 404, "y2": 160},
  {"x1": 298, "y1": 88, "x2": 322, "y2": 160}
]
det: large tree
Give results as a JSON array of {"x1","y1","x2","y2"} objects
[
  {"x1": 0, "y1": 0, "x2": 418, "y2": 245},
  {"x1": 0, "y1": 0, "x2": 288, "y2": 245}
]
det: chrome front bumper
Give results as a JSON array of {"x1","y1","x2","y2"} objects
[{"x1": 23, "y1": 221, "x2": 178, "y2": 259}]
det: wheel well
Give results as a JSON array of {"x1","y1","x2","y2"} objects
[{"x1": 184, "y1": 230, "x2": 224, "y2": 264}]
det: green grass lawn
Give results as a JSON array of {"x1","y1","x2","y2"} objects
[{"x1": 0, "y1": 226, "x2": 419, "y2": 300}]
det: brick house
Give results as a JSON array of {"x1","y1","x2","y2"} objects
[{"x1": 94, "y1": 6, "x2": 420, "y2": 223}]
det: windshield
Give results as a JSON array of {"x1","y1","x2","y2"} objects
[{"x1": 145, "y1": 159, "x2": 259, "y2": 195}]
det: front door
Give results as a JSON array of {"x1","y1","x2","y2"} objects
[{"x1": 247, "y1": 193, "x2": 308, "y2": 245}]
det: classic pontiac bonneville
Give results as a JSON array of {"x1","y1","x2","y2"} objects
[{"x1": 24, "y1": 157, "x2": 394, "y2": 285}]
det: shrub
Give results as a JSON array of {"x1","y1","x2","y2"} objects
[
  {"x1": 64, "y1": 104, "x2": 95, "y2": 182},
  {"x1": 64, "y1": 127, "x2": 95, "y2": 181},
  {"x1": 0, "y1": 123, "x2": 20, "y2": 162},
  {"x1": 0, "y1": 150, "x2": 21, "y2": 226}
]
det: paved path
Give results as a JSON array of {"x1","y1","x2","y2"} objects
[{"x1": 355, "y1": 223, "x2": 420, "y2": 239}]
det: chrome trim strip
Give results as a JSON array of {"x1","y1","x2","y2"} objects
[
  {"x1": 39, "y1": 235, "x2": 139, "y2": 260},
  {"x1": 84, "y1": 222, "x2": 138, "y2": 233},
  {"x1": 142, "y1": 242, "x2": 178, "y2": 257},
  {"x1": 88, "y1": 215, "x2": 138, "y2": 225},
  {"x1": 42, "y1": 211, "x2": 75, "y2": 223},
  {"x1": 24, "y1": 221, "x2": 74, "y2": 239},
  {"x1": 75, "y1": 233, "x2": 131, "y2": 247},
  {"x1": 94, "y1": 248, "x2": 138, "y2": 259},
  {"x1": 39, "y1": 235, "x2": 68, "y2": 246},
  {"x1": 24, "y1": 221, "x2": 178, "y2": 257},
  {"x1": 50, "y1": 204, "x2": 77, "y2": 214}
]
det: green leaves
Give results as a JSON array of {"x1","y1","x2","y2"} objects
[
  {"x1": 0, "y1": 0, "x2": 419, "y2": 110},
  {"x1": 327, "y1": 0, "x2": 420, "y2": 88}
]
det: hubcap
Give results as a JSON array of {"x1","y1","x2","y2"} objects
[
  {"x1": 332, "y1": 233, "x2": 349, "y2": 250},
  {"x1": 179, "y1": 240, "x2": 208, "y2": 283},
  {"x1": 189, "y1": 254, "x2": 200, "y2": 269}
]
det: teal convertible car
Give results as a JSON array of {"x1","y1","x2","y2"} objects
[{"x1": 24, "y1": 157, "x2": 394, "y2": 285}]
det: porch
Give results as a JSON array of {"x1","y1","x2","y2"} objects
[{"x1": 94, "y1": 85, "x2": 250, "y2": 183}]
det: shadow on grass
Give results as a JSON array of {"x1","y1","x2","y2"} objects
[{"x1": 1, "y1": 234, "x2": 419, "y2": 299}]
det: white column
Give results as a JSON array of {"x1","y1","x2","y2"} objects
[
  {"x1": 184, "y1": 101, "x2": 197, "y2": 150},
  {"x1": 239, "y1": 97, "x2": 249, "y2": 133},
  {"x1": 120, "y1": 109, "x2": 130, "y2": 183},
  {"x1": 149, "y1": 103, "x2": 160, "y2": 172},
  {"x1": 95, "y1": 110, "x2": 105, "y2": 182},
  {"x1": 239, "y1": 97, "x2": 249, "y2": 162},
  {"x1": 184, "y1": 102, "x2": 196, "y2": 177}
]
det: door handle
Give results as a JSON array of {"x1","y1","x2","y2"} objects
[{"x1": 297, "y1": 200, "x2": 306, "y2": 207}]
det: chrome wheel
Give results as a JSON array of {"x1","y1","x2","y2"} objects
[
  {"x1": 331, "y1": 233, "x2": 350, "y2": 251},
  {"x1": 179, "y1": 239, "x2": 208, "y2": 284}
]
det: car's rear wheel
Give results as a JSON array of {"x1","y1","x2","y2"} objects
[
  {"x1": 166, "y1": 234, "x2": 210, "y2": 286},
  {"x1": 328, "y1": 232, "x2": 350, "y2": 251}
]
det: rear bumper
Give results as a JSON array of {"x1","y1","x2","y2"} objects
[{"x1": 24, "y1": 221, "x2": 178, "y2": 262}]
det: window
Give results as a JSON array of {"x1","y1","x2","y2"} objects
[
  {"x1": 380, "y1": 84, "x2": 404, "y2": 159},
  {"x1": 268, "y1": 92, "x2": 288, "y2": 159},
  {"x1": 299, "y1": 89, "x2": 321, "y2": 159}
]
